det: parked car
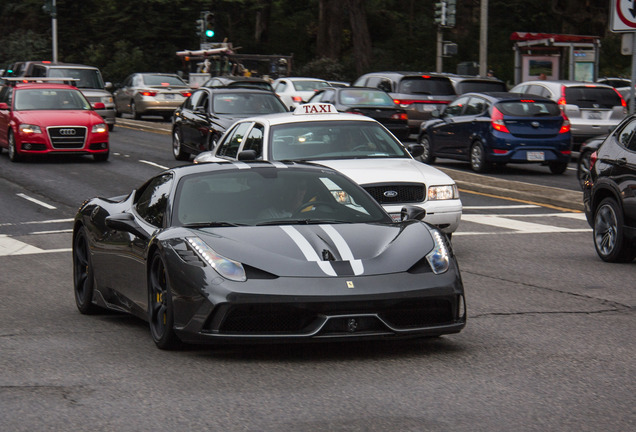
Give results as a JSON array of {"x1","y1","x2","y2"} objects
[
  {"x1": 272, "y1": 77, "x2": 330, "y2": 109},
  {"x1": 172, "y1": 87, "x2": 288, "y2": 160},
  {"x1": 418, "y1": 92, "x2": 572, "y2": 173},
  {"x1": 306, "y1": 87, "x2": 409, "y2": 140},
  {"x1": 194, "y1": 103, "x2": 463, "y2": 236},
  {"x1": 352, "y1": 71, "x2": 457, "y2": 134},
  {"x1": 577, "y1": 134, "x2": 606, "y2": 190},
  {"x1": 583, "y1": 114, "x2": 636, "y2": 262},
  {"x1": 17, "y1": 61, "x2": 116, "y2": 131},
  {"x1": 72, "y1": 160, "x2": 466, "y2": 349},
  {"x1": 447, "y1": 74, "x2": 507, "y2": 94},
  {"x1": 509, "y1": 80, "x2": 627, "y2": 149},
  {"x1": 114, "y1": 73, "x2": 192, "y2": 121},
  {"x1": 202, "y1": 76, "x2": 274, "y2": 92},
  {"x1": 0, "y1": 78, "x2": 109, "y2": 162}
]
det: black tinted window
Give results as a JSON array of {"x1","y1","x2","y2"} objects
[
  {"x1": 455, "y1": 81, "x2": 507, "y2": 94},
  {"x1": 497, "y1": 100, "x2": 561, "y2": 117},
  {"x1": 135, "y1": 174, "x2": 173, "y2": 227},
  {"x1": 398, "y1": 77, "x2": 455, "y2": 96},
  {"x1": 564, "y1": 87, "x2": 622, "y2": 108}
]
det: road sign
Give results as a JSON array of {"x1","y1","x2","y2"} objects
[{"x1": 611, "y1": 0, "x2": 636, "y2": 32}]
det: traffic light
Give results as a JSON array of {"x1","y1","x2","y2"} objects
[
  {"x1": 434, "y1": 1, "x2": 447, "y2": 27},
  {"x1": 204, "y1": 12, "x2": 215, "y2": 40},
  {"x1": 195, "y1": 18, "x2": 204, "y2": 38},
  {"x1": 446, "y1": 0, "x2": 456, "y2": 28}
]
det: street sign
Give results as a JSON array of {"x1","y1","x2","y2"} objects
[{"x1": 611, "y1": 0, "x2": 636, "y2": 32}]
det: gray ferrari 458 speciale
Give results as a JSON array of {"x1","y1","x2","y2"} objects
[{"x1": 72, "y1": 161, "x2": 466, "y2": 349}]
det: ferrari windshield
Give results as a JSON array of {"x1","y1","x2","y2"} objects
[
  {"x1": 269, "y1": 120, "x2": 410, "y2": 160},
  {"x1": 174, "y1": 166, "x2": 391, "y2": 226},
  {"x1": 14, "y1": 89, "x2": 91, "y2": 111}
]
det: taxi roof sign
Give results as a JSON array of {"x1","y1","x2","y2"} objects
[{"x1": 293, "y1": 103, "x2": 338, "y2": 115}]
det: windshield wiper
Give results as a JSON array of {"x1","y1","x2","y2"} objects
[{"x1": 182, "y1": 221, "x2": 244, "y2": 228}]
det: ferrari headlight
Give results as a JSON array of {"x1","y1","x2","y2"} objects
[
  {"x1": 426, "y1": 230, "x2": 450, "y2": 274},
  {"x1": 92, "y1": 123, "x2": 108, "y2": 133},
  {"x1": 428, "y1": 184, "x2": 458, "y2": 200},
  {"x1": 186, "y1": 237, "x2": 246, "y2": 282},
  {"x1": 19, "y1": 124, "x2": 42, "y2": 134}
]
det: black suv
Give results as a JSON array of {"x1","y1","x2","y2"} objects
[
  {"x1": 583, "y1": 114, "x2": 636, "y2": 262},
  {"x1": 352, "y1": 71, "x2": 456, "y2": 134}
]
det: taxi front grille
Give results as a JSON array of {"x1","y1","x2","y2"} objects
[
  {"x1": 48, "y1": 126, "x2": 87, "y2": 149},
  {"x1": 363, "y1": 183, "x2": 425, "y2": 204}
]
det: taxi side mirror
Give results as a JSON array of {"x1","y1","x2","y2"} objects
[{"x1": 406, "y1": 143, "x2": 424, "y2": 158}]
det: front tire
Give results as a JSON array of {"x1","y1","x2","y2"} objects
[
  {"x1": 148, "y1": 253, "x2": 181, "y2": 350},
  {"x1": 8, "y1": 130, "x2": 21, "y2": 162},
  {"x1": 172, "y1": 128, "x2": 190, "y2": 161},
  {"x1": 549, "y1": 162, "x2": 568, "y2": 174},
  {"x1": 93, "y1": 151, "x2": 109, "y2": 162},
  {"x1": 418, "y1": 134, "x2": 436, "y2": 164},
  {"x1": 593, "y1": 198, "x2": 635, "y2": 262},
  {"x1": 73, "y1": 227, "x2": 99, "y2": 314}
]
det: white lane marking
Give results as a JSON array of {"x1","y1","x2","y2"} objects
[
  {"x1": 16, "y1": 193, "x2": 56, "y2": 210},
  {"x1": 0, "y1": 218, "x2": 73, "y2": 227},
  {"x1": 461, "y1": 214, "x2": 576, "y2": 233},
  {"x1": 320, "y1": 224, "x2": 363, "y2": 275},
  {"x1": 280, "y1": 226, "x2": 336, "y2": 276},
  {"x1": 139, "y1": 160, "x2": 168, "y2": 170},
  {"x1": 30, "y1": 229, "x2": 73, "y2": 235},
  {"x1": 0, "y1": 235, "x2": 70, "y2": 256}
]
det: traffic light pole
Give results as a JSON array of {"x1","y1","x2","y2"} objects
[{"x1": 436, "y1": 29, "x2": 443, "y2": 73}]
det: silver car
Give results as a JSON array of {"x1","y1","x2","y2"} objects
[
  {"x1": 509, "y1": 80, "x2": 627, "y2": 148},
  {"x1": 114, "y1": 73, "x2": 192, "y2": 121}
]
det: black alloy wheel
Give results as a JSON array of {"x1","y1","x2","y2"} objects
[
  {"x1": 148, "y1": 253, "x2": 180, "y2": 349},
  {"x1": 172, "y1": 128, "x2": 190, "y2": 161},
  {"x1": 417, "y1": 134, "x2": 436, "y2": 164},
  {"x1": 593, "y1": 198, "x2": 634, "y2": 262},
  {"x1": 73, "y1": 227, "x2": 99, "y2": 314}
]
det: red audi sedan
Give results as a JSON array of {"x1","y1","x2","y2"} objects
[{"x1": 0, "y1": 78, "x2": 109, "y2": 162}]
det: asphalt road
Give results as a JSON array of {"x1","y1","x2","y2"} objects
[{"x1": 0, "y1": 121, "x2": 633, "y2": 432}]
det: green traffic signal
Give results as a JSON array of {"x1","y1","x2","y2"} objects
[{"x1": 205, "y1": 29, "x2": 215, "y2": 38}]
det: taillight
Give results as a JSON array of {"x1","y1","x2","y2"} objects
[
  {"x1": 292, "y1": 96, "x2": 303, "y2": 102},
  {"x1": 140, "y1": 90, "x2": 157, "y2": 97},
  {"x1": 613, "y1": 88, "x2": 627, "y2": 108},
  {"x1": 181, "y1": 91, "x2": 192, "y2": 97},
  {"x1": 391, "y1": 112, "x2": 408, "y2": 121},
  {"x1": 557, "y1": 85, "x2": 567, "y2": 105},
  {"x1": 393, "y1": 99, "x2": 451, "y2": 107},
  {"x1": 559, "y1": 113, "x2": 571, "y2": 134},
  {"x1": 589, "y1": 151, "x2": 598, "y2": 170},
  {"x1": 491, "y1": 106, "x2": 509, "y2": 133}
]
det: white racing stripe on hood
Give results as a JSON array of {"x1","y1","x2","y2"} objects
[
  {"x1": 280, "y1": 226, "x2": 336, "y2": 276},
  {"x1": 319, "y1": 224, "x2": 364, "y2": 275}
]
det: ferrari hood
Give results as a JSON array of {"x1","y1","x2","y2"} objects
[
  {"x1": 316, "y1": 158, "x2": 456, "y2": 187},
  {"x1": 16, "y1": 110, "x2": 105, "y2": 127},
  {"x1": 186, "y1": 222, "x2": 436, "y2": 278}
]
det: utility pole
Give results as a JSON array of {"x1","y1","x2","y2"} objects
[
  {"x1": 479, "y1": 0, "x2": 488, "y2": 76},
  {"x1": 43, "y1": 0, "x2": 58, "y2": 63}
]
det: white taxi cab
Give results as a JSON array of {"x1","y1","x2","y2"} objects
[{"x1": 194, "y1": 103, "x2": 462, "y2": 234}]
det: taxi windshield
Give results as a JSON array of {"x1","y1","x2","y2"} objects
[{"x1": 269, "y1": 120, "x2": 410, "y2": 160}]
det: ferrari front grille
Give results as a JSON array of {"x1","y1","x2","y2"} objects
[
  {"x1": 48, "y1": 126, "x2": 87, "y2": 149},
  {"x1": 363, "y1": 183, "x2": 425, "y2": 204}
]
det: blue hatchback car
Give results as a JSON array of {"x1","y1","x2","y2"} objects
[{"x1": 417, "y1": 92, "x2": 572, "y2": 173}]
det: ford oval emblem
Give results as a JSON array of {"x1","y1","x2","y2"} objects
[{"x1": 383, "y1": 190, "x2": 398, "y2": 198}]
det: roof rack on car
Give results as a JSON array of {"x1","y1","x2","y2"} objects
[{"x1": 3, "y1": 77, "x2": 79, "y2": 86}]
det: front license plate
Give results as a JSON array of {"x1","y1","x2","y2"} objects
[{"x1": 527, "y1": 151, "x2": 545, "y2": 161}]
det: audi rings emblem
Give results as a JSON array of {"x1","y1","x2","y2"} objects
[
  {"x1": 59, "y1": 128, "x2": 77, "y2": 136},
  {"x1": 383, "y1": 190, "x2": 398, "y2": 198}
]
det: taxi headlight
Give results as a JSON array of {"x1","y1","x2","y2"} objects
[
  {"x1": 92, "y1": 123, "x2": 108, "y2": 133},
  {"x1": 19, "y1": 124, "x2": 42, "y2": 134},
  {"x1": 186, "y1": 237, "x2": 246, "y2": 282},
  {"x1": 428, "y1": 184, "x2": 458, "y2": 200},
  {"x1": 426, "y1": 230, "x2": 450, "y2": 274}
]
